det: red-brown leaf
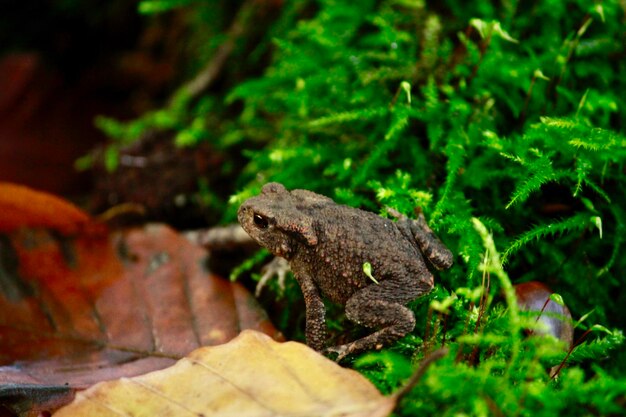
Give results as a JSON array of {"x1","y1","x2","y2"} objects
[
  {"x1": 0, "y1": 186, "x2": 279, "y2": 416},
  {"x1": 0, "y1": 182, "x2": 94, "y2": 234}
]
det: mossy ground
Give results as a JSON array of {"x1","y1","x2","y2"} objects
[{"x1": 98, "y1": 0, "x2": 626, "y2": 414}]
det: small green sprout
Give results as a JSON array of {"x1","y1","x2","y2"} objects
[{"x1": 363, "y1": 262, "x2": 380, "y2": 284}]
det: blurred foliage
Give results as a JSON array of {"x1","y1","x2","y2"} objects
[{"x1": 97, "y1": 0, "x2": 626, "y2": 414}]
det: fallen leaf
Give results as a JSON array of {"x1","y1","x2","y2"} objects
[
  {"x1": 54, "y1": 330, "x2": 396, "y2": 417},
  {"x1": 0, "y1": 185, "x2": 280, "y2": 416},
  {"x1": 515, "y1": 281, "x2": 573, "y2": 346},
  {"x1": 0, "y1": 182, "x2": 95, "y2": 234}
]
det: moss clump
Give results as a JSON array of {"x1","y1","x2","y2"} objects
[{"x1": 100, "y1": 0, "x2": 626, "y2": 414}]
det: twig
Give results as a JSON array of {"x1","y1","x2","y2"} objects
[
  {"x1": 184, "y1": 224, "x2": 255, "y2": 250},
  {"x1": 393, "y1": 348, "x2": 448, "y2": 402},
  {"x1": 178, "y1": 0, "x2": 264, "y2": 100}
]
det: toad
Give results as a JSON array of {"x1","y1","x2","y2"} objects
[{"x1": 238, "y1": 182, "x2": 453, "y2": 360}]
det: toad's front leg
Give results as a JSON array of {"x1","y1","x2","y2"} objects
[{"x1": 294, "y1": 271, "x2": 326, "y2": 351}]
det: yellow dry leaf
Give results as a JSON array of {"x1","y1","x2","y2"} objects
[{"x1": 54, "y1": 330, "x2": 396, "y2": 417}]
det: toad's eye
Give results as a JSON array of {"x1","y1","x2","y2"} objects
[{"x1": 253, "y1": 213, "x2": 269, "y2": 229}]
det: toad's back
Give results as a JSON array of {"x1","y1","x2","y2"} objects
[{"x1": 290, "y1": 203, "x2": 425, "y2": 304}]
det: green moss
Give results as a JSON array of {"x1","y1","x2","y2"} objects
[{"x1": 102, "y1": 0, "x2": 626, "y2": 413}]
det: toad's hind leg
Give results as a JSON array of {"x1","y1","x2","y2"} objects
[{"x1": 326, "y1": 273, "x2": 432, "y2": 361}]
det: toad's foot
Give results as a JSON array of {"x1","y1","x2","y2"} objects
[
  {"x1": 323, "y1": 345, "x2": 350, "y2": 362},
  {"x1": 255, "y1": 256, "x2": 291, "y2": 296},
  {"x1": 323, "y1": 343, "x2": 369, "y2": 362}
]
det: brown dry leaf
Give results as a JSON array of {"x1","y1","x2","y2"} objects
[
  {"x1": 55, "y1": 330, "x2": 396, "y2": 417},
  {"x1": 0, "y1": 184, "x2": 280, "y2": 416},
  {"x1": 0, "y1": 182, "x2": 95, "y2": 234}
]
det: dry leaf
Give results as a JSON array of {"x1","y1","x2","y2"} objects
[
  {"x1": 0, "y1": 184, "x2": 280, "y2": 415},
  {"x1": 0, "y1": 182, "x2": 95, "y2": 234},
  {"x1": 515, "y1": 281, "x2": 573, "y2": 346},
  {"x1": 54, "y1": 330, "x2": 396, "y2": 417}
]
